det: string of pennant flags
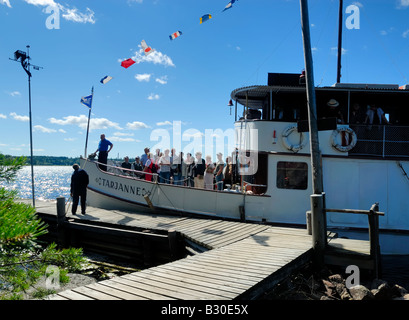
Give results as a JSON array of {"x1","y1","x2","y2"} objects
[{"x1": 91, "y1": 0, "x2": 239, "y2": 89}]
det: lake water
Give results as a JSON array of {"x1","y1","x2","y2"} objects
[{"x1": 1, "y1": 165, "x2": 72, "y2": 201}]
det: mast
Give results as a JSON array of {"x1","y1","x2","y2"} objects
[{"x1": 337, "y1": 0, "x2": 343, "y2": 83}]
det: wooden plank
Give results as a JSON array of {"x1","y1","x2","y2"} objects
[
  {"x1": 56, "y1": 289, "x2": 95, "y2": 300},
  {"x1": 43, "y1": 294, "x2": 70, "y2": 300},
  {"x1": 108, "y1": 277, "x2": 180, "y2": 300},
  {"x1": 137, "y1": 269, "x2": 239, "y2": 299},
  {"x1": 72, "y1": 285, "x2": 122, "y2": 300},
  {"x1": 157, "y1": 261, "x2": 258, "y2": 287},
  {"x1": 89, "y1": 281, "x2": 150, "y2": 300},
  {"x1": 150, "y1": 265, "x2": 248, "y2": 292},
  {"x1": 123, "y1": 273, "x2": 228, "y2": 300}
]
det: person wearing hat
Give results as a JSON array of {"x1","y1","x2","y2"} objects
[
  {"x1": 70, "y1": 164, "x2": 89, "y2": 215},
  {"x1": 325, "y1": 99, "x2": 345, "y2": 124},
  {"x1": 215, "y1": 152, "x2": 225, "y2": 191}
]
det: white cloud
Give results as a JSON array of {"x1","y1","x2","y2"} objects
[
  {"x1": 398, "y1": 0, "x2": 409, "y2": 8},
  {"x1": 156, "y1": 121, "x2": 172, "y2": 126},
  {"x1": 0, "y1": 0, "x2": 11, "y2": 8},
  {"x1": 10, "y1": 112, "x2": 29, "y2": 122},
  {"x1": 403, "y1": 29, "x2": 409, "y2": 38},
  {"x1": 155, "y1": 76, "x2": 168, "y2": 85},
  {"x1": 130, "y1": 46, "x2": 175, "y2": 67},
  {"x1": 109, "y1": 136, "x2": 139, "y2": 142},
  {"x1": 352, "y1": 1, "x2": 363, "y2": 8},
  {"x1": 62, "y1": 7, "x2": 95, "y2": 24},
  {"x1": 126, "y1": 121, "x2": 150, "y2": 130},
  {"x1": 114, "y1": 132, "x2": 134, "y2": 137},
  {"x1": 34, "y1": 125, "x2": 57, "y2": 133},
  {"x1": 3, "y1": 0, "x2": 96, "y2": 24},
  {"x1": 135, "y1": 73, "x2": 152, "y2": 82},
  {"x1": 0, "y1": 114, "x2": 7, "y2": 119},
  {"x1": 49, "y1": 115, "x2": 121, "y2": 131},
  {"x1": 148, "y1": 93, "x2": 160, "y2": 100},
  {"x1": 8, "y1": 91, "x2": 21, "y2": 97},
  {"x1": 331, "y1": 47, "x2": 347, "y2": 55}
]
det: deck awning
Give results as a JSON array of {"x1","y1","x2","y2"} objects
[{"x1": 230, "y1": 85, "x2": 306, "y2": 109}]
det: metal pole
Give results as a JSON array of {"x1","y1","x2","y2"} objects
[
  {"x1": 337, "y1": 0, "x2": 343, "y2": 83},
  {"x1": 300, "y1": 0, "x2": 326, "y2": 263},
  {"x1": 27, "y1": 45, "x2": 35, "y2": 207}
]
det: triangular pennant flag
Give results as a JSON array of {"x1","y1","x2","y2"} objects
[
  {"x1": 100, "y1": 76, "x2": 113, "y2": 84},
  {"x1": 222, "y1": 0, "x2": 237, "y2": 12},
  {"x1": 141, "y1": 40, "x2": 154, "y2": 56},
  {"x1": 80, "y1": 94, "x2": 93, "y2": 109},
  {"x1": 121, "y1": 58, "x2": 136, "y2": 69}
]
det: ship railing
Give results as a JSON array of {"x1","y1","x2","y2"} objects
[
  {"x1": 87, "y1": 158, "x2": 159, "y2": 180},
  {"x1": 307, "y1": 201, "x2": 384, "y2": 278},
  {"x1": 349, "y1": 124, "x2": 409, "y2": 158}
]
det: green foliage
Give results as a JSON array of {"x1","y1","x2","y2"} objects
[
  {"x1": 0, "y1": 154, "x2": 27, "y2": 183},
  {"x1": 0, "y1": 186, "x2": 87, "y2": 300}
]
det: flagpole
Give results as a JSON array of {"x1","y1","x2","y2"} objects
[{"x1": 84, "y1": 86, "x2": 93, "y2": 158}]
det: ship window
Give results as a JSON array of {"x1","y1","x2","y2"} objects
[{"x1": 276, "y1": 162, "x2": 308, "y2": 190}]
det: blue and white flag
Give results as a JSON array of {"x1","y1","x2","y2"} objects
[
  {"x1": 80, "y1": 94, "x2": 93, "y2": 109},
  {"x1": 100, "y1": 75, "x2": 113, "y2": 84},
  {"x1": 222, "y1": 0, "x2": 238, "y2": 12}
]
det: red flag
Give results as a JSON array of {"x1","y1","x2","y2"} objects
[{"x1": 121, "y1": 58, "x2": 135, "y2": 69}]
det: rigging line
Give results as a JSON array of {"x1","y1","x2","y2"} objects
[
  {"x1": 397, "y1": 161, "x2": 409, "y2": 182},
  {"x1": 360, "y1": 6, "x2": 409, "y2": 84}
]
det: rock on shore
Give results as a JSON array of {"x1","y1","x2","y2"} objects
[{"x1": 263, "y1": 264, "x2": 409, "y2": 300}]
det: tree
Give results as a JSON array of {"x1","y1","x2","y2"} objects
[
  {"x1": 0, "y1": 154, "x2": 26, "y2": 183},
  {"x1": 0, "y1": 152, "x2": 86, "y2": 300}
]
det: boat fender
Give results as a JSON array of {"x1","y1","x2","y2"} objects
[
  {"x1": 330, "y1": 127, "x2": 357, "y2": 152},
  {"x1": 281, "y1": 125, "x2": 307, "y2": 153}
]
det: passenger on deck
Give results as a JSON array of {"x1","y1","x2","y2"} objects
[
  {"x1": 133, "y1": 156, "x2": 144, "y2": 178},
  {"x1": 215, "y1": 153, "x2": 225, "y2": 191},
  {"x1": 223, "y1": 156, "x2": 233, "y2": 189},
  {"x1": 365, "y1": 105, "x2": 389, "y2": 125},
  {"x1": 140, "y1": 147, "x2": 150, "y2": 166},
  {"x1": 193, "y1": 152, "x2": 205, "y2": 189},
  {"x1": 159, "y1": 149, "x2": 171, "y2": 184},
  {"x1": 204, "y1": 155, "x2": 215, "y2": 190},
  {"x1": 324, "y1": 99, "x2": 345, "y2": 124},
  {"x1": 185, "y1": 153, "x2": 195, "y2": 187},
  {"x1": 143, "y1": 153, "x2": 154, "y2": 182},
  {"x1": 121, "y1": 156, "x2": 132, "y2": 175},
  {"x1": 349, "y1": 103, "x2": 365, "y2": 124}
]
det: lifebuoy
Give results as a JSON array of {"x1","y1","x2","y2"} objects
[
  {"x1": 281, "y1": 125, "x2": 307, "y2": 153},
  {"x1": 331, "y1": 127, "x2": 357, "y2": 152}
]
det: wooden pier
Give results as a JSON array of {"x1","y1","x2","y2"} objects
[{"x1": 28, "y1": 200, "x2": 378, "y2": 300}]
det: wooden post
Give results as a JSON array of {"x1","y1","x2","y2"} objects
[
  {"x1": 311, "y1": 194, "x2": 326, "y2": 266},
  {"x1": 168, "y1": 229, "x2": 179, "y2": 261},
  {"x1": 300, "y1": 0, "x2": 326, "y2": 268},
  {"x1": 368, "y1": 202, "x2": 381, "y2": 278},
  {"x1": 56, "y1": 196, "x2": 67, "y2": 247},
  {"x1": 56, "y1": 196, "x2": 66, "y2": 227}
]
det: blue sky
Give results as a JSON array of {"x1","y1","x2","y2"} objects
[{"x1": 1, "y1": 0, "x2": 409, "y2": 159}]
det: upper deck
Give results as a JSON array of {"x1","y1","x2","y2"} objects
[{"x1": 231, "y1": 73, "x2": 409, "y2": 159}]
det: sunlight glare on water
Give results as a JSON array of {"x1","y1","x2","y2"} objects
[{"x1": 1, "y1": 166, "x2": 72, "y2": 201}]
